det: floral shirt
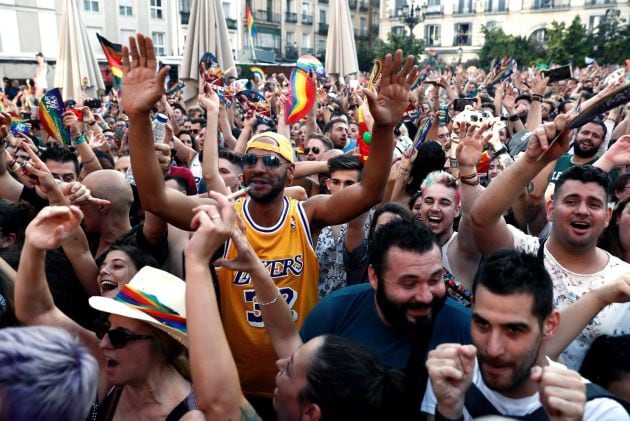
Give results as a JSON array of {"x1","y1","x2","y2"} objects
[
  {"x1": 315, "y1": 224, "x2": 350, "y2": 298},
  {"x1": 513, "y1": 228, "x2": 630, "y2": 369}
]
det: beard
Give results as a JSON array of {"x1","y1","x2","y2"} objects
[
  {"x1": 246, "y1": 172, "x2": 288, "y2": 204},
  {"x1": 376, "y1": 279, "x2": 446, "y2": 331},
  {"x1": 573, "y1": 141, "x2": 599, "y2": 158}
]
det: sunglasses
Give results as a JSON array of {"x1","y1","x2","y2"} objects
[
  {"x1": 96, "y1": 327, "x2": 153, "y2": 349},
  {"x1": 303, "y1": 147, "x2": 320, "y2": 155},
  {"x1": 242, "y1": 153, "x2": 283, "y2": 168}
]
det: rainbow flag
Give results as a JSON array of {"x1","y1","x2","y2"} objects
[
  {"x1": 39, "y1": 88, "x2": 71, "y2": 145},
  {"x1": 297, "y1": 55, "x2": 325, "y2": 79},
  {"x1": 97, "y1": 33, "x2": 123, "y2": 90},
  {"x1": 246, "y1": 2, "x2": 257, "y2": 39},
  {"x1": 487, "y1": 56, "x2": 514, "y2": 87},
  {"x1": 9, "y1": 114, "x2": 29, "y2": 136},
  {"x1": 413, "y1": 117, "x2": 433, "y2": 149},
  {"x1": 285, "y1": 68, "x2": 316, "y2": 124},
  {"x1": 411, "y1": 65, "x2": 431, "y2": 90}
]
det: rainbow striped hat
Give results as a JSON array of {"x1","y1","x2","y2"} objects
[{"x1": 89, "y1": 267, "x2": 187, "y2": 347}]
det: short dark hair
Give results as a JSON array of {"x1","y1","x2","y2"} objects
[
  {"x1": 327, "y1": 154, "x2": 363, "y2": 178},
  {"x1": 613, "y1": 173, "x2": 630, "y2": 202},
  {"x1": 578, "y1": 119, "x2": 607, "y2": 139},
  {"x1": 515, "y1": 94, "x2": 532, "y2": 104},
  {"x1": 218, "y1": 147, "x2": 243, "y2": 171},
  {"x1": 580, "y1": 334, "x2": 630, "y2": 388},
  {"x1": 406, "y1": 141, "x2": 446, "y2": 196},
  {"x1": 95, "y1": 245, "x2": 158, "y2": 273},
  {"x1": 40, "y1": 145, "x2": 80, "y2": 176},
  {"x1": 0, "y1": 200, "x2": 36, "y2": 245},
  {"x1": 554, "y1": 165, "x2": 609, "y2": 203},
  {"x1": 369, "y1": 219, "x2": 439, "y2": 280},
  {"x1": 300, "y1": 335, "x2": 408, "y2": 421},
  {"x1": 190, "y1": 118, "x2": 207, "y2": 128},
  {"x1": 324, "y1": 118, "x2": 347, "y2": 134},
  {"x1": 472, "y1": 249, "x2": 553, "y2": 325},
  {"x1": 178, "y1": 130, "x2": 193, "y2": 139},
  {"x1": 367, "y1": 202, "x2": 414, "y2": 246},
  {"x1": 307, "y1": 134, "x2": 334, "y2": 151}
]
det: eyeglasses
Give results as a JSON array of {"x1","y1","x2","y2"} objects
[
  {"x1": 242, "y1": 153, "x2": 283, "y2": 168},
  {"x1": 304, "y1": 147, "x2": 320, "y2": 155},
  {"x1": 96, "y1": 327, "x2": 153, "y2": 349}
]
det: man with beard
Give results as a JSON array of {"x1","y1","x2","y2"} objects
[
  {"x1": 470, "y1": 116, "x2": 630, "y2": 370},
  {"x1": 122, "y1": 34, "x2": 419, "y2": 417},
  {"x1": 549, "y1": 120, "x2": 607, "y2": 183},
  {"x1": 423, "y1": 249, "x2": 628, "y2": 420},
  {"x1": 300, "y1": 219, "x2": 471, "y2": 374}
]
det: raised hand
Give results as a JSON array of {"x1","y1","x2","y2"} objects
[
  {"x1": 525, "y1": 114, "x2": 571, "y2": 164},
  {"x1": 532, "y1": 72, "x2": 550, "y2": 96},
  {"x1": 62, "y1": 110, "x2": 82, "y2": 139},
  {"x1": 531, "y1": 365, "x2": 585, "y2": 421},
  {"x1": 25, "y1": 206, "x2": 84, "y2": 251},
  {"x1": 198, "y1": 83, "x2": 220, "y2": 114},
  {"x1": 599, "y1": 135, "x2": 630, "y2": 168},
  {"x1": 60, "y1": 181, "x2": 111, "y2": 207},
  {"x1": 186, "y1": 191, "x2": 236, "y2": 263},
  {"x1": 590, "y1": 272, "x2": 630, "y2": 305},
  {"x1": 456, "y1": 123, "x2": 492, "y2": 169},
  {"x1": 120, "y1": 33, "x2": 169, "y2": 117},
  {"x1": 426, "y1": 343, "x2": 477, "y2": 419},
  {"x1": 363, "y1": 50, "x2": 419, "y2": 128}
]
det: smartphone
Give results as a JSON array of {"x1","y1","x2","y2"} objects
[
  {"x1": 84, "y1": 98, "x2": 102, "y2": 109},
  {"x1": 542, "y1": 65, "x2": 572, "y2": 83},
  {"x1": 454, "y1": 98, "x2": 475, "y2": 112},
  {"x1": 71, "y1": 108, "x2": 84, "y2": 120}
]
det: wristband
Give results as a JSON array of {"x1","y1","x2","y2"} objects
[
  {"x1": 460, "y1": 172, "x2": 478, "y2": 180},
  {"x1": 509, "y1": 114, "x2": 520, "y2": 122},
  {"x1": 460, "y1": 176, "x2": 480, "y2": 186},
  {"x1": 88, "y1": 120, "x2": 97, "y2": 126},
  {"x1": 259, "y1": 289, "x2": 282, "y2": 306},
  {"x1": 74, "y1": 134, "x2": 86, "y2": 145},
  {"x1": 531, "y1": 94, "x2": 543, "y2": 102}
]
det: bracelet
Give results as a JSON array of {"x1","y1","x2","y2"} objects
[
  {"x1": 259, "y1": 289, "x2": 282, "y2": 306},
  {"x1": 74, "y1": 134, "x2": 86, "y2": 145},
  {"x1": 509, "y1": 114, "x2": 520, "y2": 122},
  {"x1": 88, "y1": 120, "x2": 97, "y2": 126},
  {"x1": 531, "y1": 94, "x2": 543, "y2": 102},
  {"x1": 460, "y1": 172, "x2": 477, "y2": 180},
  {"x1": 460, "y1": 176, "x2": 480, "y2": 186}
]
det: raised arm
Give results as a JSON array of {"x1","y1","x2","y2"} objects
[
  {"x1": 199, "y1": 86, "x2": 230, "y2": 195},
  {"x1": 471, "y1": 115, "x2": 572, "y2": 255},
  {"x1": 305, "y1": 51, "x2": 419, "y2": 229},
  {"x1": 0, "y1": 113, "x2": 25, "y2": 202},
  {"x1": 122, "y1": 33, "x2": 200, "y2": 230},
  {"x1": 184, "y1": 196, "x2": 257, "y2": 421}
]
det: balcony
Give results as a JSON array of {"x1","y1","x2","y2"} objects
[
  {"x1": 226, "y1": 17, "x2": 237, "y2": 30},
  {"x1": 354, "y1": 28, "x2": 368, "y2": 40},
  {"x1": 301, "y1": 14, "x2": 313, "y2": 25},
  {"x1": 372, "y1": 0, "x2": 380, "y2": 6},
  {"x1": 425, "y1": 4, "x2": 444, "y2": 16},
  {"x1": 318, "y1": 22, "x2": 329, "y2": 34},
  {"x1": 453, "y1": 34, "x2": 472, "y2": 46},
  {"x1": 349, "y1": 0, "x2": 357, "y2": 8},
  {"x1": 585, "y1": 0, "x2": 615, "y2": 6},
  {"x1": 302, "y1": 47, "x2": 314, "y2": 55},
  {"x1": 485, "y1": 4, "x2": 508, "y2": 12},
  {"x1": 254, "y1": 10, "x2": 281, "y2": 24},
  {"x1": 285, "y1": 46, "x2": 298, "y2": 60},
  {"x1": 360, "y1": 1, "x2": 369, "y2": 11},
  {"x1": 425, "y1": 38, "x2": 442, "y2": 47},
  {"x1": 530, "y1": 0, "x2": 570, "y2": 9},
  {"x1": 318, "y1": 0, "x2": 328, "y2": 3},
  {"x1": 285, "y1": 11, "x2": 297, "y2": 23}
]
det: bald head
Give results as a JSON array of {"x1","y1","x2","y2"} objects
[{"x1": 82, "y1": 170, "x2": 133, "y2": 213}]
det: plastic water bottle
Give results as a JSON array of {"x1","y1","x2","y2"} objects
[
  {"x1": 152, "y1": 113, "x2": 168, "y2": 144},
  {"x1": 125, "y1": 113, "x2": 168, "y2": 186}
]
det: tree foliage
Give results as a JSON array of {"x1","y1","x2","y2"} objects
[
  {"x1": 478, "y1": 27, "x2": 541, "y2": 68},
  {"x1": 589, "y1": 9, "x2": 630, "y2": 64}
]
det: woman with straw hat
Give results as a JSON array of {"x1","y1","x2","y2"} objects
[{"x1": 15, "y1": 206, "x2": 203, "y2": 420}]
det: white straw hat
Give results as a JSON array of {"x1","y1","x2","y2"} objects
[{"x1": 89, "y1": 267, "x2": 187, "y2": 347}]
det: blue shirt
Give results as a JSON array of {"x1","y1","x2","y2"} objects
[{"x1": 300, "y1": 283, "x2": 472, "y2": 369}]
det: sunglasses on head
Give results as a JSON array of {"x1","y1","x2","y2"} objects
[
  {"x1": 304, "y1": 147, "x2": 320, "y2": 155},
  {"x1": 242, "y1": 153, "x2": 283, "y2": 168},
  {"x1": 96, "y1": 327, "x2": 153, "y2": 349}
]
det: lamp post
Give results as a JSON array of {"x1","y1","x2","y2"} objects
[{"x1": 398, "y1": 1, "x2": 426, "y2": 53}]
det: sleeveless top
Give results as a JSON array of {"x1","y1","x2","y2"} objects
[
  {"x1": 216, "y1": 196, "x2": 319, "y2": 397},
  {"x1": 90, "y1": 385, "x2": 197, "y2": 421}
]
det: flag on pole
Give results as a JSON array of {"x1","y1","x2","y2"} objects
[
  {"x1": 246, "y1": 2, "x2": 257, "y2": 39},
  {"x1": 96, "y1": 33, "x2": 123, "y2": 90}
]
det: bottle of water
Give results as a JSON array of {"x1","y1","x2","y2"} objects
[
  {"x1": 152, "y1": 113, "x2": 168, "y2": 144},
  {"x1": 125, "y1": 113, "x2": 169, "y2": 186}
]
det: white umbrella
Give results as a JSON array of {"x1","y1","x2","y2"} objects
[
  {"x1": 181, "y1": 0, "x2": 236, "y2": 101},
  {"x1": 54, "y1": 0, "x2": 105, "y2": 100},
  {"x1": 325, "y1": 0, "x2": 359, "y2": 79}
]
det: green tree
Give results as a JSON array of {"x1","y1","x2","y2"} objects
[
  {"x1": 545, "y1": 17, "x2": 589, "y2": 65},
  {"x1": 545, "y1": 21, "x2": 570, "y2": 64},
  {"x1": 590, "y1": 9, "x2": 630, "y2": 64},
  {"x1": 478, "y1": 27, "x2": 540, "y2": 69},
  {"x1": 372, "y1": 32, "x2": 424, "y2": 65}
]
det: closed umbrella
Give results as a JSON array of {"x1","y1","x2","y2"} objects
[
  {"x1": 181, "y1": 0, "x2": 236, "y2": 101},
  {"x1": 325, "y1": 0, "x2": 359, "y2": 79},
  {"x1": 54, "y1": 0, "x2": 104, "y2": 100}
]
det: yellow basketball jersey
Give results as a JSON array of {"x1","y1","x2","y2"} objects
[{"x1": 216, "y1": 196, "x2": 319, "y2": 397}]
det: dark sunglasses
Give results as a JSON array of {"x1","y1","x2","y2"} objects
[
  {"x1": 304, "y1": 147, "x2": 320, "y2": 155},
  {"x1": 242, "y1": 153, "x2": 283, "y2": 168},
  {"x1": 96, "y1": 327, "x2": 153, "y2": 349}
]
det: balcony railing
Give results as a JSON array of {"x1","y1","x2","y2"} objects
[
  {"x1": 425, "y1": 4, "x2": 444, "y2": 15},
  {"x1": 485, "y1": 4, "x2": 508, "y2": 12},
  {"x1": 302, "y1": 47, "x2": 314, "y2": 55},
  {"x1": 371, "y1": 24, "x2": 379, "y2": 34},
  {"x1": 318, "y1": 22, "x2": 329, "y2": 34},
  {"x1": 425, "y1": 38, "x2": 441, "y2": 47},
  {"x1": 354, "y1": 28, "x2": 368, "y2": 40},
  {"x1": 285, "y1": 11, "x2": 297, "y2": 23},
  {"x1": 226, "y1": 17, "x2": 237, "y2": 29},
  {"x1": 530, "y1": 0, "x2": 570, "y2": 9},
  {"x1": 285, "y1": 46, "x2": 298, "y2": 60},
  {"x1": 453, "y1": 4, "x2": 475, "y2": 14},
  {"x1": 301, "y1": 14, "x2": 313, "y2": 25},
  {"x1": 254, "y1": 10, "x2": 281, "y2": 23},
  {"x1": 585, "y1": 0, "x2": 615, "y2": 6},
  {"x1": 318, "y1": 0, "x2": 328, "y2": 3},
  {"x1": 372, "y1": 0, "x2": 380, "y2": 6},
  {"x1": 453, "y1": 35, "x2": 472, "y2": 46},
  {"x1": 360, "y1": 1, "x2": 369, "y2": 10},
  {"x1": 349, "y1": 0, "x2": 358, "y2": 8}
]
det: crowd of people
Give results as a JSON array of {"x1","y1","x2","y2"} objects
[{"x1": 0, "y1": 32, "x2": 629, "y2": 420}]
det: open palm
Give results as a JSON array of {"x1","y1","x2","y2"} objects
[
  {"x1": 121, "y1": 34, "x2": 169, "y2": 116},
  {"x1": 26, "y1": 206, "x2": 83, "y2": 251}
]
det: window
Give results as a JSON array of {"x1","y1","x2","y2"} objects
[
  {"x1": 119, "y1": 0, "x2": 132, "y2": 16},
  {"x1": 152, "y1": 32, "x2": 165, "y2": 55},
  {"x1": 454, "y1": 22, "x2": 471, "y2": 45},
  {"x1": 392, "y1": 25, "x2": 404, "y2": 35},
  {"x1": 456, "y1": 0, "x2": 473, "y2": 13},
  {"x1": 319, "y1": 9, "x2": 327, "y2": 23},
  {"x1": 588, "y1": 15, "x2": 604, "y2": 33},
  {"x1": 302, "y1": 33, "x2": 310, "y2": 46},
  {"x1": 425, "y1": 24, "x2": 440, "y2": 46},
  {"x1": 486, "y1": 0, "x2": 506, "y2": 11},
  {"x1": 150, "y1": 0, "x2": 163, "y2": 19},
  {"x1": 180, "y1": 0, "x2": 191, "y2": 24},
  {"x1": 529, "y1": 28, "x2": 547, "y2": 44},
  {"x1": 84, "y1": 0, "x2": 99, "y2": 12}
]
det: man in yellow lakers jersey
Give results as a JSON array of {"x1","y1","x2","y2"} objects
[{"x1": 122, "y1": 33, "x2": 420, "y2": 415}]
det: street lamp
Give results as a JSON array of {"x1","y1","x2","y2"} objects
[{"x1": 399, "y1": 1, "x2": 426, "y2": 41}]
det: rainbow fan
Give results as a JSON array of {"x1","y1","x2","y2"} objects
[
  {"x1": 413, "y1": 117, "x2": 433, "y2": 149},
  {"x1": 285, "y1": 68, "x2": 316, "y2": 124},
  {"x1": 411, "y1": 65, "x2": 431, "y2": 90},
  {"x1": 250, "y1": 66, "x2": 266, "y2": 83},
  {"x1": 39, "y1": 88, "x2": 71, "y2": 145},
  {"x1": 297, "y1": 55, "x2": 325, "y2": 79},
  {"x1": 487, "y1": 57, "x2": 514, "y2": 87}
]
